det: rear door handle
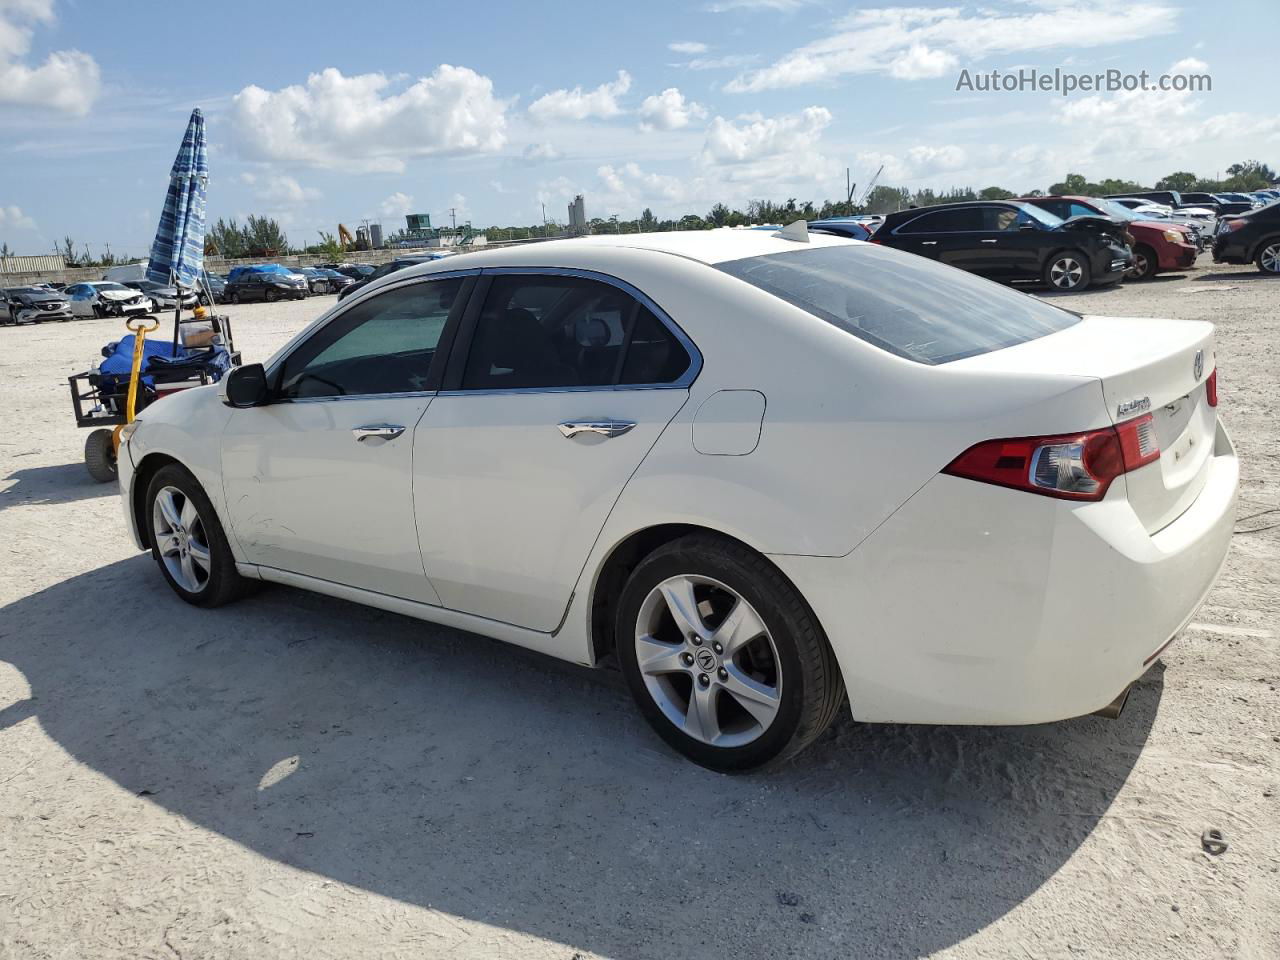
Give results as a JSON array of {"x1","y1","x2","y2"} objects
[
  {"x1": 920, "y1": 241, "x2": 938, "y2": 246},
  {"x1": 353, "y1": 423, "x2": 406, "y2": 442},
  {"x1": 558, "y1": 419, "x2": 636, "y2": 439},
  {"x1": 981, "y1": 239, "x2": 998, "y2": 244}
]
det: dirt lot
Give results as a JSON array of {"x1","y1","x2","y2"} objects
[{"x1": 1, "y1": 264, "x2": 1278, "y2": 960}]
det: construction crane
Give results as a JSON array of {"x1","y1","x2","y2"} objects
[
  {"x1": 337, "y1": 223, "x2": 355, "y2": 250},
  {"x1": 856, "y1": 165, "x2": 884, "y2": 208}
]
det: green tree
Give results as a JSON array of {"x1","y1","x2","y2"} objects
[
  {"x1": 207, "y1": 218, "x2": 246, "y2": 258},
  {"x1": 639, "y1": 207, "x2": 659, "y2": 231},
  {"x1": 978, "y1": 186, "x2": 1015, "y2": 200},
  {"x1": 705, "y1": 203, "x2": 731, "y2": 227},
  {"x1": 862, "y1": 186, "x2": 911, "y2": 214},
  {"x1": 1155, "y1": 171, "x2": 1199, "y2": 192},
  {"x1": 242, "y1": 215, "x2": 289, "y2": 257}
]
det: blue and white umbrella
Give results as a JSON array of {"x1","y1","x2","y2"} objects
[{"x1": 146, "y1": 107, "x2": 208, "y2": 290}]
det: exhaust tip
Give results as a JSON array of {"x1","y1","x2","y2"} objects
[{"x1": 1091, "y1": 683, "x2": 1133, "y2": 720}]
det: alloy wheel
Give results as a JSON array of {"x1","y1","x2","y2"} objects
[
  {"x1": 633, "y1": 574, "x2": 782, "y2": 748},
  {"x1": 1049, "y1": 256, "x2": 1085, "y2": 289},
  {"x1": 152, "y1": 485, "x2": 213, "y2": 593},
  {"x1": 1126, "y1": 252, "x2": 1148, "y2": 279},
  {"x1": 1260, "y1": 244, "x2": 1280, "y2": 274}
]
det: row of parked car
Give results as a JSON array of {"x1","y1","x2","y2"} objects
[{"x1": 803, "y1": 187, "x2": 1280, "y2": 290}]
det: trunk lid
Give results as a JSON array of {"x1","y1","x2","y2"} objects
[{"x1": 955, "y1": 315, "x2": 1217, "y2": 533}]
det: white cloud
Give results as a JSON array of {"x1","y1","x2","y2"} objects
[
  {"x1": 449, "y1": 193, "x2": 469, "y2": 221},
  {"x1": 523, "y1": 141, "x2": 561, "y2": 161},
  {"x1": 888, "y1": 44, "x2": 957, "y2": 80},
  {"x1": 230, "y1": 65, "x2": 508, "y2": 173},
  {"x1": 0, "y1": 204, "x2": 37, "y2": 230},
  {"x1": 0, "y1": 0, "x2": 100, "y2": 114},
  {"x1": 727, "y1": 3, "x2": 1178, "y2": 92},
  {"x1": 379, "y1": 191, "x2": 414, "y2": 216},
  {"x1": 684, "y1": 53, "x2": 758, "y2": 71},
  {"x1": 240, "y1": 172, "x2": 320, "y2": 205},
  {"x1": 638, "y1": 88, "x2": 707, "y2": 131},
  {"x1": 668, "y1": 41, "x2": 709, "y2": 54},
  {"x1": 702, "y1": 106, "x2": 831, "y2": 165},
  {"x1": 598, "y1": 162, "x2": 700, "y2": 209},
  {"x1": 527, "y1": 70, "x2": 631, "y2": 122},
  {"x1": 1171, "y1": 56, "x2": 1208, "y2": 72}
]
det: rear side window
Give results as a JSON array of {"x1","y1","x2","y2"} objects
[
  {"x1": 897, "y1": 208, "x2": 983, "y2": 233},
  {"x1": 461, "y1": 274, "x2": 691, "y2": 390},
  {"x1": 718, "y1": 244, "x2": 1080, "y2": 365}
]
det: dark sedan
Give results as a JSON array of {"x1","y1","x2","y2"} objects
[
  {"x1": 872, "y1": 200, "x2": 1132, "y2": 291},
  {"x1": 336, "y1": 253, "x2": 454, "y2": 301},
  {"x1": 2, "y1": 286, "x2": 73, "y2": 324},
  {"x1": 1212, "y1": 201, "x2": 1280, "y2": 274},
  {"x1": 225, "y1": 272, "x2": 307, "y2": 303}
]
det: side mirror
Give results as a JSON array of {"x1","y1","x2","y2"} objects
[{"x1": 222, "y1": 362, "x2": 270, "y2": 408}]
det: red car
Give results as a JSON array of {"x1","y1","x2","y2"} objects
[{"x1": 1018, "y1": 196, "x2": 1199, "y2": 280}]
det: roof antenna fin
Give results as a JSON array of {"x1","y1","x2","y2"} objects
[{"x1": 775, "y1": 219, "x2": 809, "y2": 243}]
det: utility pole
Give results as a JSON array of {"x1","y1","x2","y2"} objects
[{"x1": 449, "y1": 208, "x2": 457, "y2": 231}]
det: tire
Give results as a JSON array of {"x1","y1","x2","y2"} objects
[
  {"x1": 1127, "y1": 245, "x2": 1159, "y2": 281},
  {"x1": 265, "y1": 288, "x2": 279, "y2": 303},
  {"x1": 1254, "y1": 240, "x2": 1280, "y2": 275},
  {"x1": 1043, "y1": 251, "x2": 1091, "y2": 291},
  {"x1": 615, "y1": 534, "x2": 845, "y2": 771},
  {"x1": 144, "y1": 463, "x2": 248, "y2": 607},
  {"x1": 229, "y1": 290, "x2": 240, "y2": 304},
  {"x1": 93, "y1": 303, "x2": 106, "y2": 318},
  {"x1": 84, "y1": 429, "x2": 118, "y2": 483}
]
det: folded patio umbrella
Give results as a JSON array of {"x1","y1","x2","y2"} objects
[{"x1": 146, "y1": 107, "x2": 208, "y2": 291}]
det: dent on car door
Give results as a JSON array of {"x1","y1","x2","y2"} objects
[
  {"x1": 412, "y1": 270, "x2": 696, "y2": 632},
  {"x1": 221, "y1": 276, "x2": 472, "y2": 602}
]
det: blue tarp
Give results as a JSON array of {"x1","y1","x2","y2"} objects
[{"x1": 99, "y1": 335, "x2": 231, "y2": 389}]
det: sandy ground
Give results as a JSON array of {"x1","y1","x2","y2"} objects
[{"x1": 1, "y1": 265, "x2": 1278, "y2": 960}]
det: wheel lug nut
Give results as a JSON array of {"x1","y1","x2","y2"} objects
[
  {"x1": 717, "y1": 667, "x2": 728, "y2": 681},
  {"x1": 681, "y1": 652, "x2": 694, "y2": 666},
  {"x1": 712, "y1": 641, "x2": 723, "y2": 655},
  {"x1": 698, "y1": 673, "x2": 710, "y2": 687},
  {"x1": 690, "y1": 635, "x2": 702, "y2": 646}
]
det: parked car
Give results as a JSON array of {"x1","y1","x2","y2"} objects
[
  {"x1": 201, "y1": 273, "x2": 227, "y2": 304},
  {"x1": 1212, "y1": 201, "x2": 1280, "y2": 274},
  {"x1": 807, "y1": 218, "x2": 873, "y2": 241},
  {"x1": 332, "y1": 263, "x2": 377, "y2": 281},
  {"x1": 123, "y1": 280, "x2": 199, "y2": 313},
  {"x1": 64, "y1": 281, "x2": 150, "y2": 318},
  {"x1": 1177, "y1": 192, "x2": 1225, "y2": 212},
  {"x1": 1106, "y1": 190, "x2": 1183, "y2": 208},
  {"x1": 224, "y1": 270, "x2": 307, "y2": 303},
  {"x1": 116, "y1": 231, "x2": 1236, "y2": 770},
  {"x1": 1, "y1": 285, "x2": 73, "y2": 324},
  {"x1": 1020, "y1": 196, "x2": 1198, "y2": 280},
  {"x1": 337, "y1": 253, "x2": 454, "y2": 301},
  {"x1": 316, "y1": 268, "x2": 356, "y2": 294},
  {"x1": 872, "y1": 200, "x2": 1132, "y2": 290}
]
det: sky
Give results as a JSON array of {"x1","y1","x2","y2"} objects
[{"x1": 1, "y1": 0, "x2": 1278, "y2": 258}]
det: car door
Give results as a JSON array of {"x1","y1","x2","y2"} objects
[
  {"x1": 65, "y1": 284, "x2": 90, "y2": 317},
  {"x1": 412, "y1": 270, "x2": 696, "y2": 632},
  {"x1": 965, "y1": 205, "x2": 1046, "y2": 279},
  {"x1": 221, "y1": 275, "x2": 472, "y2": 602}
]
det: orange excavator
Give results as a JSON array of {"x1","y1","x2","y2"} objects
[{"x1": 337, "y1": 223, "x2": 355, "y2": 250}]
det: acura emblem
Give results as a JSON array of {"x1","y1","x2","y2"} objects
[{"x1": 1193, "y1": 350, "x2": 1204, "y2": 381}]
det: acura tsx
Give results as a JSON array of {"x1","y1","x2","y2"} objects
[{"x1": 116, "y1": 228, "x2": 1237, "y2": 770}]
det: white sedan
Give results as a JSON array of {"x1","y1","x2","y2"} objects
[
  {"x1": 116, "y1": 229, "x2": 1237, "y2": 770},
  {"x1": 64, "y1": 281, "x2": 151, "y2": 318}
]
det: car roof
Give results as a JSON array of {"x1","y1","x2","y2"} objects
[{"x1": 372, "y1": 229, "x2": 857, "y2": 291}]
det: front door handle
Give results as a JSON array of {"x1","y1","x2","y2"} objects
[
  {"x1": 920, "y1": 241, "x2": 938, "y2": 246},
  {"x1": 980, "y1": 238, "x2": 998, "y2": 244},
  {"x1": 353, "y1": 423, "x2": 406, "y2": 442},
  {"x1": 558, "y1": 419, "x2": 636, "y2": 439}
]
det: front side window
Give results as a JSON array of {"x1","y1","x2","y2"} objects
[
  {"x1": 460, "y1": 274, "x2": 691, "y2": 390},
  {"x1": 277, "y1": 277, "x2": 464, "y2": 398},
  {"x1": 718, "y1": 244, "x2": 1080, "y2": 365}
]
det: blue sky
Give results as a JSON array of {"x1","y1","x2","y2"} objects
[{"x1": 1, "y1": 0, "x2": 1277, "y2": 257}]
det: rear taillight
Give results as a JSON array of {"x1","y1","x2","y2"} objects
[
  {"x1": 1206, "y1": 368, "x2": 1218, "y2": 407},
  {"x1": 943, "y1": 415, "x2": 1159, "y2": 502}
]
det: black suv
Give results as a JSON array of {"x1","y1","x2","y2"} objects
[
  {"x1": 1212, "y1": 201, "x2": 1280, "y2": 274},
  {"x1": 873, "y1": 201, "x2": 1132, "y2": 291}
]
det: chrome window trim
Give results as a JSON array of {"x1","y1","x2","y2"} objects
[
  {"x1": 892, "y1": 203, "x2": 1023, "y2": 237},
  {"x1": 287, "y1": 390, "x2": 439, "y2": 404},
  {"x1": 443, "y1": 265, "x2": 702, "y2": 396}
]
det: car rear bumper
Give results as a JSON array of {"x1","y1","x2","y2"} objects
[{"x1": 772, "y1": 418, "x2": 1238, "y2": 725}]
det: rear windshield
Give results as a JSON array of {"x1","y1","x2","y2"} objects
[{"x1": 717, "y1": 244, "x2": 1080, "y2": 364}]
